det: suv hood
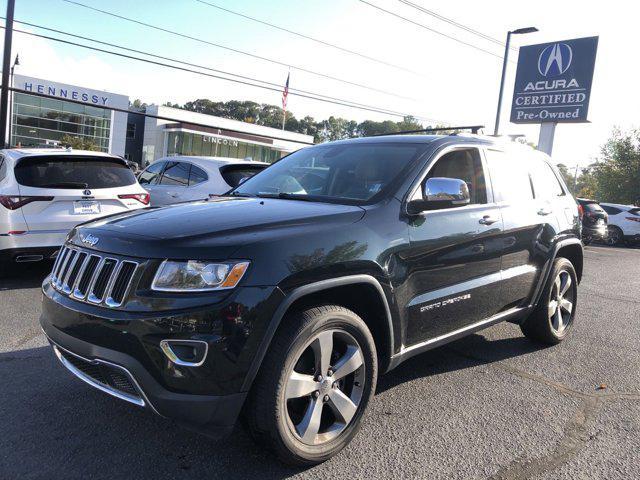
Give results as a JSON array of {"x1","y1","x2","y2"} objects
[{"x1": 70, "y1": 196, "x2": 365, "y2": 259}]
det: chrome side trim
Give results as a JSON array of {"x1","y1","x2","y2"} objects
[
  {"x1": 399, "y1": 306, "x2": 526, "y2": 357},
  {"x1": 159, "y1": 339, "x2": 209, "y2": 367},
  {"x1": 407, "y1": 264, "x2": 537, "y2": 308},
  {"x1": 51, "y1": 342, "x2": 146, "y2": 407}
]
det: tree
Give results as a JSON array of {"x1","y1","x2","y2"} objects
[
  {"x1": 592, "y1": 128, "x2": 640, "y2": 204},
  {"x1": 556, "y1": 163, "x2": 576, "y2": 194},
  {"x1": 60, "y1": 134, "x2": 100, "y2": 151}
]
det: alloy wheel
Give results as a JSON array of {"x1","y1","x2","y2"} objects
[
  {"x1": 606, "y1": 227, "x2": 621, "y2": 245},
  {"x1": 548, "y1": 270, "x2": 575, "y2": 334},
  {"x1": 284, "y1": 329, "x2": 365, "y2": 446}
]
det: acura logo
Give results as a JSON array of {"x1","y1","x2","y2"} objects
[
  {"x1": 83, "y1": 189, "x2": 92, "y2": 196},
  {"x1": 80, "y1": 233, "x2": 99, "y2": 247},
  {"x1": 538, "y1": 43, "x2": 573, "y2": 77}
]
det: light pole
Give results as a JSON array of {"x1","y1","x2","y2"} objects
[
  {"x1": 493, "y1": 27, "x2": 538, "y2": 136},
  {"x1": 8, "y1": 54, "x2": 19, "y2": 147}
]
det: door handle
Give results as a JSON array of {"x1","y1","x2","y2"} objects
[
  {"x1": 537, "y1": 208, "x2": 552, "y2": 216},
  {"x1": 167, "y1": 191, "x2": 178, "y2": 198},
  {"x1": 479, "y1": 215, "x2": 498, "y2": 225}
]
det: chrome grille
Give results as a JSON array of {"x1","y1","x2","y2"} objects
[{"x1": 51, "y1": 245, "x2": 139, "y2": 308}]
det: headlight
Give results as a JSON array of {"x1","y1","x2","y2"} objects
[{"x1": 151, "y1": 260, "x2": 250, "y2": 292}]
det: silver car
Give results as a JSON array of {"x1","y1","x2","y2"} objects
[{"x1": 138, "y1": 156, "x2": 268, "y2": 206}]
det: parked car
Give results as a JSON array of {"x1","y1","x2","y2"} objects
[
  {"x1": 576, "y1": 198, "x2": 608, "y2": 245},
  {"x1": 137, "y1": 156, "x2": 268, "y2": 205},
  {"x1": 40, "y1": 135, "x2": 582, "y2": 465},
  {"x1": 599, "y1": 202, "x2": 640, "y2": 245},
  {"x1": 0, "y1": 148, "x2": 149, "y2": 266},
  {"x1": 125, "y1": 159, "x2": 141, "y2": 175}
]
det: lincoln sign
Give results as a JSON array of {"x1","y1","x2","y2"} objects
[{"x1": 510, "y1": 36, "x2": 598, "y2": 124}]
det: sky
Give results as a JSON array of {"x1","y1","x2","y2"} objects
[{"x1": 2, "y1": 0, "x2": 638, "y2": 168}]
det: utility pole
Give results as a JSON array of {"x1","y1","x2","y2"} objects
[{"x1": 0, "y1": 0, "x2": 15, "y2": 148}]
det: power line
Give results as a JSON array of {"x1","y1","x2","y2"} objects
[
  {"x1": 6, "y1": 26, "x2": 447, "y2": 123},
  {"x1": 397, "y1": 0, "x2": 517, "y2": 51},
  {"x1": 194, "y1": 0, "x2": 423, "y2": 76},
  {"x1": 7, "y1": 18, "x2": 418, "y2": 115},
  {"x1": 61, "y1": 0, "x2": 410, "y2": 100},
  {"x1": 358, "y1": 0, "x2": 511, "y2": 61}
]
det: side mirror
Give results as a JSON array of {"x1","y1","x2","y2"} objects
[{"x1": 407, "y1": 177, "x2": 470, "y2": 214}]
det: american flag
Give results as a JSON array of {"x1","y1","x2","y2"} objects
[{"x1": 282, "y1": 72, "x2": 290, "y2": 109}]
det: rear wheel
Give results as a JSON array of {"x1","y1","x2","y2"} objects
[
  {"x1": 245, "y1": 305, "x2": 377, "y2": 466},
  {"x1": 521, "y1": 257, "x2": 577, "y2": 345},
  {"x1": 606, "y1": 226, "x2": 623, "y2": 246}
]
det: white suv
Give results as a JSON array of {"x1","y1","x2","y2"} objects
[
  {"x1": 599, "y1": 202, "x2": 640, "y2": 245},
  {"x1": 138, "y1": 156, "x2": 267, "y2": 206},
  {"x1": 0, "y1": 148, "x2": 150, "y2": 265}
]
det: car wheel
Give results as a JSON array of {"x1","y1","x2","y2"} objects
[
  {"x1": 606, "y1": 226, "x2": 623, "y2": 246},
  {"x1": 245, "y1": 305, "x2": 377, "y2": 466},
  {"x1": 582, "y1": 235, "x2": 592, "y2": 246},
  {"x1": 521, "y1": 257, "x2": 578, "y2": 345}
]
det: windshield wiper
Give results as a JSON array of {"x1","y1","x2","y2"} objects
[
  {"x1": 256, "y1": 192, "x2": 317, "y2": 202},
  {"x1": 38, "y1": 182, "x2": 90, "y2": 189},
  {"x1": 225, "y1": 191, "x2": 256, "y2": 198}
]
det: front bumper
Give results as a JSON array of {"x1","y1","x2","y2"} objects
[
  {"x1": 40, "y1": 279, "x2": 285, "y2": 436},
  {"x1": 42, "y1": 324, "x2": 245, "y2": 438}
]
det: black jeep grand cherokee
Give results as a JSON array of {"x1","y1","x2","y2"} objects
[{"x1": 41, "y1": 135, "x2": 583, "y2": 465}]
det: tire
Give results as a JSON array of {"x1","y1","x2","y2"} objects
[
  {"x1": 606, "y1": 226, "x2": 623, "y2": 246},
  {"x1": 245, "y1": 305, "x2": 377, "y2": 466},
  {"x1": 521, "y1": 257, "x2": 578, "y2": 345}
]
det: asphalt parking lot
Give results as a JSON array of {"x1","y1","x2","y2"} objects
[{"x1": 1, "y1": 244, "x2": 638, "y2": 479}]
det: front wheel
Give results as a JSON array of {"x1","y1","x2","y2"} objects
[
  {"x1": 521, "y1": 257, "x2": 578, "y2": 345},
  {"x1": 245, "y1": 305, "x2": 377, "y2": 465}
]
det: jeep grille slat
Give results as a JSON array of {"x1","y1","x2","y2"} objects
[{"x1": 50, "y1": 245, "x2": 139, "y2": 309}]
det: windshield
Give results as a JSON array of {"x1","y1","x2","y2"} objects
[
  {"x1": 15, "y1": 155, "x2": 136, "y2": 189},
  {"x1": 230, "y1": 143, "x2": 426, "y2": 204}
]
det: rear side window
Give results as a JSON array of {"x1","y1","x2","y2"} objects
[
  {"x1": 485, "y1": 150, "x2": 534, "y2": 203},
  {"x1": 0, "y1": 157, "x2": 6, "y2": 181},
  {"x1": 159, "y1": 161, "x2": 190, "y2": 186},
  {"x1": 584, "y1": 203, "x2": 605, "y2": 213},
  {"x1": 139, "y1": 161, "x2": 165, "y2": 185},
  {"x1": 14, "y1": 156, "x2": 136, "y2": 189},
  {"x1": 530, "y1": 161, "x2": 565, "y2": 200},
  {"x1": 189, "y1": 165, "x2": 208, "y2": 186},
  {"x1": 220, "y1": 165, "x2": 266, "y2": 188},
  {"x1": 601, "y1": 205, "x2": 622, "y2": 215}
]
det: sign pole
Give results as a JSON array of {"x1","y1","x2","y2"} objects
[
  {"x1": 537, "y1": 122, "x2": 557, "y2": 156},
  {"x1": 0, "y1": 0, "x2": 15, "y2": 148},
  {"x1": 493, "y1": 31, "x2": 512, "y2": 136}
]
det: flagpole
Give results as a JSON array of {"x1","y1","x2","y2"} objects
[{"x1": 281, "y1": 69, "x2": 290, "y2": 131}]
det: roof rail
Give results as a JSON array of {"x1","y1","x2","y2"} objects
[{"x1": 371, "y1": 125, "x2": 485, "y2": 137}]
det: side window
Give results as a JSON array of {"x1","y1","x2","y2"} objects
[
  {"x1": 601, "y1": 205, "x2": 621, "y2": 216},
  {"x1": 485, "y1": 149, "x2": 534, "y2": 204},
  {"x1": 138, "y1": 161, "x2": 165, "y2": 185},
  {"x1": 530, "y1": 160, "x2": 565, "y2": 200},
  {"x1": 424, "y1": 148, "x2": 487, "y2": 205},
  {"x1": 160, "y1": 161, "x2": 190, "y2": 186},
  {"x1": 0, "y1": 157, "x2": 6, "y2": 181},
  {"x1": 189, "y1": 165, "x2": 208, "y2": 186}
]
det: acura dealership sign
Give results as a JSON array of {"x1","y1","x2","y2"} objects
[{"x1": 511, "y1": 36, "x2": 598, "y2": 124}]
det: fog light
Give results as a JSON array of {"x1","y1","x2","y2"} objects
[{"x1": 160, "y1": 339, "x2": 208, "y2": 367}]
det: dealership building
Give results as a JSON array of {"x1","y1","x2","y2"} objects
[
  {"x1": 10, "y1": 74, "x2": 129, "y2": 155},
  {"x1": 8, "y1": 74, "x2": 314, "y2": 164}
]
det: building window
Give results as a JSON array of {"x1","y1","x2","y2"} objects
[
  {"x1": 10, "y1": 92, "x2": 111, "y2": 152},
  {"x1": 126, "y1": 122, "x2": 136, "y2": 139},
  {"x1": 165, "y1": 130, "x2": 286, "y2": 163}
]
